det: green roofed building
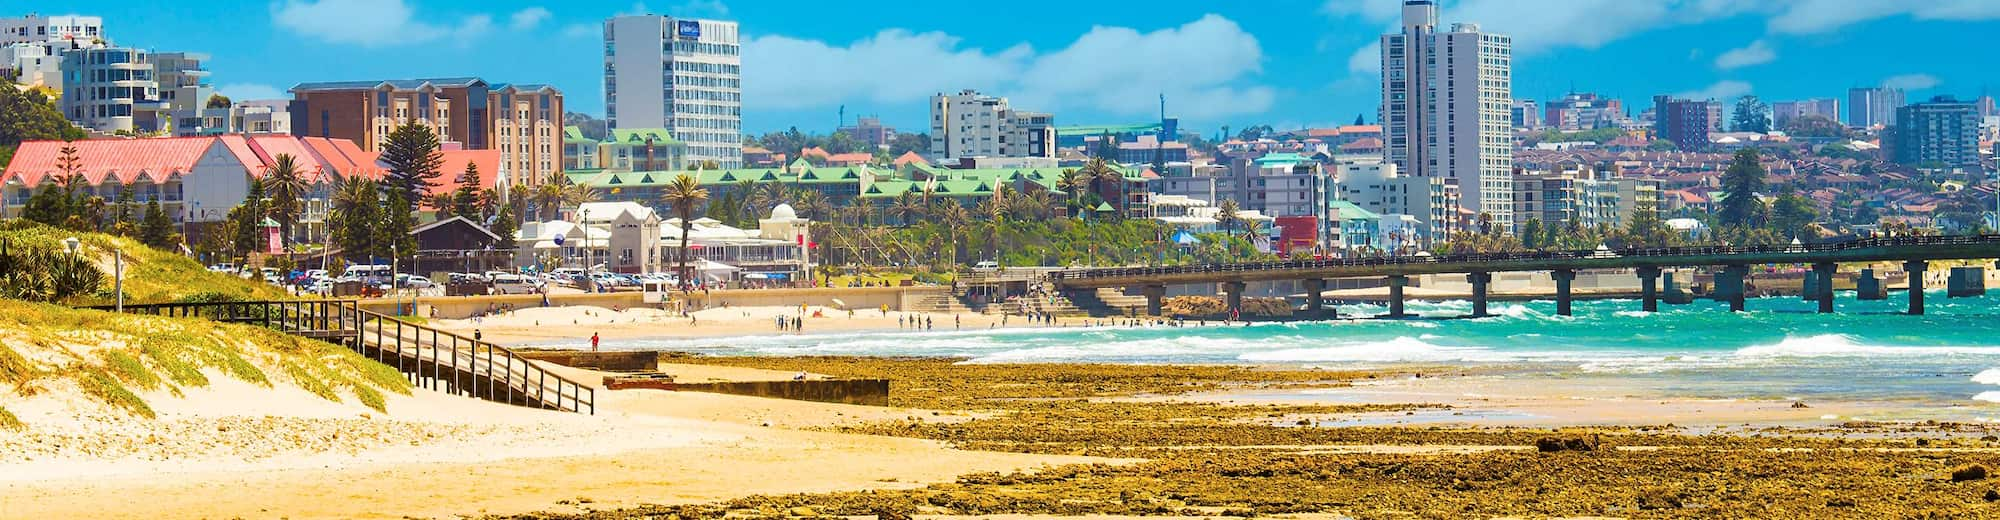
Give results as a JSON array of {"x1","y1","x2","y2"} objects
[
  {"x1": 571, "y1": 160, "x2": 1156, "y2": 220},
  {"x1": 562, "y1": 125, "x2": 686, "y2": 173}
]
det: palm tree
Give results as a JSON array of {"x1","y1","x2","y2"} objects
[
  {"x1": 533, "y1": 172, "x2": 568, "y2": 221},
  {"x1": 1215, "y1": 199, "x2": 1241, "y2": 236},
  {"x1": 731, "y1": 178, "x2": 759, "y2": 222},
  {"x1": 329, "y1": 177, "x2": 379, "y2": 256},
  {"x1": 1058, "y1": 168, "x2": 1092, "y2": 217},
  {"x1": 938, "y1": 202, "x2": 971, "y2": 266},
  {"x1": 1081, "y1": 158, "x2": 1124, "y2": 218},
  {"x1": 660, "y1": 174, "x2": 709, "y2": 289},
  {"x1": 890, "y1": 191, "x2": 925, "y2": 226},
  {"x1": 845, "y1": 197, "x2": 876, "y2": 226},
  {"x1": 794, "y1": 190, "x2": 831, "y2": 221},
  {"x1": 263, "y1": 153, "x2": 308, "y2": 244},
  {"x1": 977, "y1": 192, "x2": 1010, "y2": 265}
]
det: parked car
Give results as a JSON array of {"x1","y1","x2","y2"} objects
[
  {"x1": 395, "y1": 274, "x2": 434, "y2": 289},
  {"x1": 490, "y1": 274, "x2": 540, "y2": 295}
]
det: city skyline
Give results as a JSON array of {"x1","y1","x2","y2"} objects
[{"x1": 12, "y1": 0, "x2": 2000, "y2": 136}]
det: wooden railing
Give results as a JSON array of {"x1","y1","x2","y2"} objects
[{"x1": 88, "y1": 300, "x2": 594, "y2": 415}]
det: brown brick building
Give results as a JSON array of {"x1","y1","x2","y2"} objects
[{"x1": 288, "y1": 77, "x2": 563, "y2": 187}]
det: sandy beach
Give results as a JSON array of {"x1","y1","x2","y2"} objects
[
  {"x1": 430, "y1": 304, "x2": 1103, "y2": 344},
  {"x1": 0, "y1": 361, "x2": 1110, "y2": 519}
]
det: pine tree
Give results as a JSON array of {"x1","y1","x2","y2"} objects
[
  {"x1": 378, "y1": 122, "x2": 444, "y2": 207},
  {"x1": 375, "y1": 190, "x2": 416, "y2": 264},
  {"x1": 1719, "y1": 148, "x2": 1767, "y2": 229},
  {"x1": 139, "y1": 198, "x2": 176, "y2": 249},
  {"x1": 113, "y1": 184, "x2": 136, "y2": 233},
  {"x1": 488, "y1": 193, "x2": 522, "y2": 248},
  {"x1": 233, "y1": 178, "x2": 267, "y2": 258},
  {"x1": 20, "y1": 186, "x2": 65, "y2": 226}
]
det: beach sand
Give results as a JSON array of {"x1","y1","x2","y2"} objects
[
  {"x1": 431, "y1": 304, "x2": 1099, "y2": 345},
  {"x1": 0, "y1": 362, "x2": 1110, "y2": 519}
]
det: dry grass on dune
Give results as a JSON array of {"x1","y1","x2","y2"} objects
[{"x1": 0, "y1": 299, "x2": 408, "y2": 427}]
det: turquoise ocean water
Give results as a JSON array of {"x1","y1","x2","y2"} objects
[{"x1": 553, "y1": 289, "x2": 2000, "y2": 410}]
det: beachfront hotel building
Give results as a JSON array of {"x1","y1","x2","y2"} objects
[
  {"x1": 287, "y1": 77, "x2": 563, "y2": 188},
  {"x1": 928, "y1": 89, "x2": 1056, "y2": 162},
  {"x1": 1379, "y1": 0, "x2": 1515, "y2": 232},
  {"x1": 603, "y1": 14, "x2": 742, "y2": 168}
]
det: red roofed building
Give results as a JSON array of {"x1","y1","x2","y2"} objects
[
  {"x1": 3, "y1": 137, "x2": 253, "y2": 229},
  {"x1": 824, "y1": 152, "x2": 872, "y2": 167},
  {"x1": 891, "y1": 151, "x2": 929, "y2": 168}
]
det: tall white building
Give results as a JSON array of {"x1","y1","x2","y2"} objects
[
  {"x1": 1, "y1": 13, "x2": 106, "y2": 91},
  {"x1": 928, "y1": 90, "x2": 1054, "y2": 161},
  {"x1": 59, "y1": 46, "x2": 157, "y2": 133},
  {"x1": 0, "y1": 14, "x2": 102, "y2": 45},
  {"x1": 1379, "y1": 1, "x2": 1514, "y2": 232},
  {"x1": 603, "y1": 15, "x2": 742, "y2": 168}
]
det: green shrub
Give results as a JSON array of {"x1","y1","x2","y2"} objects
[{"x1": 77, "y1": 366, "x2": 154, "y2": 419}]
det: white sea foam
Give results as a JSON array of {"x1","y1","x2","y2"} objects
[
  {"x1": 1973, "y1": 368, "x2": 2000, "y2": 386},
  {"x1": 1975, "y1": 391, "x2": 2000, "y2": 403},
  {"x1": 1734, "y1": 335, "x2": 2000, "y2": 358}
]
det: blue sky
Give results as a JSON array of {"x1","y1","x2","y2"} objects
[{"x1": 18, "y1": 0, "x2": 2000, "y2": 137}]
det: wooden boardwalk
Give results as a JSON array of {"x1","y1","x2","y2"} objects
[{"x1": 93, "y1": 300, "x2": 594, "y2": 414}]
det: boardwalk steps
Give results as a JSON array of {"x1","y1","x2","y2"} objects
[{"x1": 89, "y1": 300, "x2": 594, "y2": 414}]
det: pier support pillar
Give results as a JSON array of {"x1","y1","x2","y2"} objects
[
  {"x1": 1467, "y1": 272, "x2": 1492, "y2": 318},
  {"x1": 1906, "y1": 260, "x2": 1928, "y2": 315},
  {"x1": 1552, "y1": 269, "x2": 1576, "y2": 317},
  {"x1": 1302, "y1": 278, "x2": 1328, "y2": 319},
  {"x1": 1637, "y1": 267, "x2": 1662, "y2": 313},
  {"x1": 1142, "y1": 284, "x2": 1166, "y2": 317},
  {"x1": 1222, "y1": 281, "x2": 1245, "y2": 318},
  {"x1": 1812, "y1": 262, "x2": 1837, "y2": 314},
  {"x1": 1856, "y1": 269, "x2": 1887, "y2": 300},
  {"x1": 1715, "y1": 265, "x2": 1748, "y2": 312},
  {"x1": 1387, "y1": 275, "x2": 1408, "y2": 319},
  {"x1": 1949, "y1": 267, "x2": 1988, "y2": 298}
]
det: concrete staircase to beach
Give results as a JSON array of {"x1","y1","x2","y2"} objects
[
  {"x1": 908, "y1": 293, "x2": 975, "y2": 314},
  {"x1": 1059, "y1": 288, "x2": 1151, "y2": 317},
  {"x1": 1012, "y1": 294, "x2": 1091, "y2": 318}
]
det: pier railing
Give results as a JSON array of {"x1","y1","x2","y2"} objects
[
  {"x1": 1052, "y1": 234, "x2": 2000, "y2": 285},
  {"x1": 89, "y1": 300, "x2": 594, "y2": 414}
]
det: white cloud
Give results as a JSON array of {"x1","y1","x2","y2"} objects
[
  {"x1": 744, "y1": 15, "x2": 1275, "y2": 120},
  {"x1": 561, "y1": 23, "x2": 597, "y2": 39},
  {"x1": 217, "y1": 83, "x2": 284, "y2": 101},
  {"x1": 271, "y1": 0, "x2": 495, "y2": 46},
  {"x1": 509, "y1": 7, "x2": 551, "y2": 31},
  {"x1": 1346, "y1": 41, "x2": 1380, "y2": 74},
  {"x1": 454, "y1": 14, "x2": 494, "y2": 41},
  {"x1": 1768, "y1": 1, "x2": 2000, "y2": 34},
  {"x1": 1676, "y1": 80, "x2": 1752, "y2": 101},
  {"x1": 1713, "y1": 40, "x2": 1774, "y2": 69},
  {"x1": 1882, "y1": 73, "x2": 1941, "y2": 91}
]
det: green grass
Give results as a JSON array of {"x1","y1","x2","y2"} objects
[
  {"x1": 0, "y1": 221, "x2": 293, "y2": 305},
  {"x1": 0, "y1": 405, "x2": 19, "y2": 431},
  {"x1": 0, "y1": 299, "x2": 412, "y2": 425},
  {"x1": 77, "y1": 365, "x2": 154, "y2": 419}
]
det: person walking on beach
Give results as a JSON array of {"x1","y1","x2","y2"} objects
[
  {"x1": 954, "y1": 314, "x2": 960, "y2": 330},
  {"x1": 925, "y1": 316, "x2": 933, "y2": 330},
  {"x1": 474, "y1": 330, "x2": 482, "y2": 342},
  {"x1": 590, "y1": 332, "x2": 600, "y2": 352},
  {"x1": 793, "y1": 316, "x2": 803, "y2": 331}
]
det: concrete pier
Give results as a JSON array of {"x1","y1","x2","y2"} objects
[
  {"x1": 1812, "y1": 262, "x2": 1837, "y2": 313},
  {"x1": 1949, "y1": 267, "x2": 1987, "y2": 298},
  {"x1": 1637, "y1": 267, "x2": 1662, "y2": 313},
  {"x1": 1222, "y1": 281, "x2": 1245, "y2": 317},
  {"x1": 1143, "y1": 284, "x2": 1165, "y2": 316},
  {"x1": 1714, "y1": 265, "x2": 1748, "y2": 312},
  {"x1": 1552, "y1": 269, "x2": 1576, "y2": 316},
  {"x1": 1856, "y1": 269, "x2": 1886, "y2": 300},
  {"x1": 1302, "y1": 278, "x2": 1330, "y2": 319},
  {"x1": 1467, "y1": 272, "x2": 1492, "y2": 318},
  {"x1": 1905, "y1": 260, "x2": 1927, "y2": 315},
  {"x1": 1387, "y1": 275, "x2": 1408, "y2": 318}
]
